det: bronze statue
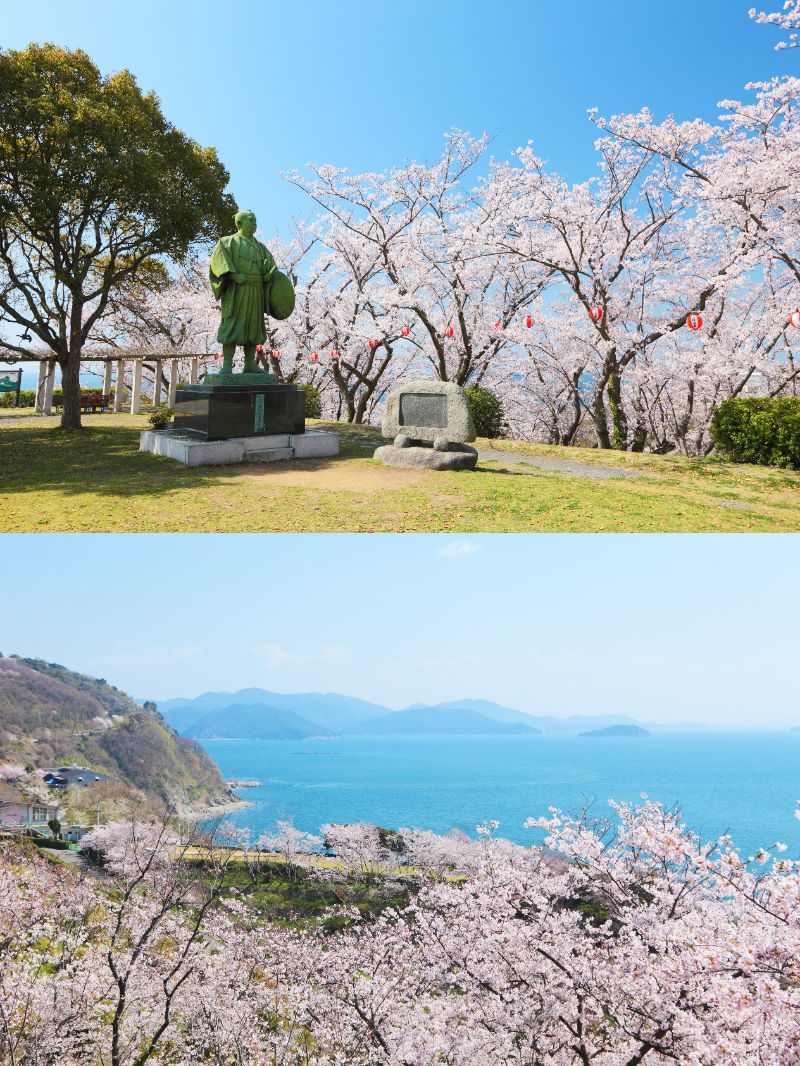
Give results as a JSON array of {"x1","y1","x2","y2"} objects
[{"x1": 208, "y1": 209, "x2": 295, "y2": 376}]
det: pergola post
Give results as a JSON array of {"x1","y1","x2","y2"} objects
[
  {"x1": 130, "y1": 360, "x2": 143, "y2": 414},
  {"x1": 35, "y1": 360, "x2": 48, "y2": 413},
  {"x1": 102, "y1": 360, "x2": 113, "y2": 400},
  {"x1": 153, "y1": 359, "x2": 163, "y2": 407},
  {"x1": 167, "y1": 362, "x2": 178, "y2": 407},
  {"x1": 190, "y1": 357, "x2": 199, "y2": 384},
  {"x1": 114, "y1": 360, "x2": 126, "y2": 412},
  {"x1": 42, "y1": 360, "x2": 56, "y2": 415}
]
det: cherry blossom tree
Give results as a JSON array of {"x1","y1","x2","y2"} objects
[
  {"x1": 750, "y1": 0, "x2": 800, "y2": 47},
  {"x1": 3, "y1": 800, "x2": 800, "y2": 1063}
]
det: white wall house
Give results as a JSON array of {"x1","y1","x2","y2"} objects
[{"x1": 0, "y1": 783, "x2": 62, "y2": 828}]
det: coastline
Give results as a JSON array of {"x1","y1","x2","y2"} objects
[{"x1": 182, "y1": 796, "x2": 253, "y2": 821}]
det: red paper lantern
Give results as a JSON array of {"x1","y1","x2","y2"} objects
[
  {"x1": 589, "y1": 306, "x2": 603, "y2": 322},
  {"x1": 790, "y1": 310, "x2": 800, "y2": 329},
  {"x1": 444, "y1": 326, "x2": 454, "y2": 338},
  {"x1": 330, "y1": 349, "x2": 340, "y2": 360},
  {"x1": 271, "y1": 349, "x2": 281, "y2": 360},
  {"x1": 368, "y1": 339, "x2": 378, "y2": 350},
  {"x1": 401, "y1": 325, "x2": 411, "y2": 337},
  {"x1": 255, "y1": 344, "x2": 264, "y2": 354},
  {"x1": 687, "y1": 313, "x2": 703, "y2": 331},
  {"x1": 310, "y1": 351, "x2": 319, "y2": 362},
  {"x1": 214, "y1": 353, "x2": 219, "y2": 361},
  {"x1": 494, "y1": 320, "x2": 502, "y2": 330},
  {"x1": 524, "y1": 315, "x2": 533, "y2": 329}
]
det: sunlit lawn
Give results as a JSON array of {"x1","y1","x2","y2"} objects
[{"x1": 1, "y1": 410, "x2": 799, "y2": 532}]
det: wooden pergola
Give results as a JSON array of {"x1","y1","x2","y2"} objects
[{"x1": 4, "y1": 351, "x2": 208, "y2": 414}]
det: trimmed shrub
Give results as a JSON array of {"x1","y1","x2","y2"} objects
[
  {"x1": 149, "y1": 404, "x2": 173, "y2": 429},
  {"x1": 0, "y1": 389, "x2": 35, "y2": 408},
  {"x1": 710, "y1": 396, "x2": 800, "y2": 469},
  {"x1": 465, "y1": 386, "x2": 508, "y2": 439},
  {"x1": 33, "y1": 837, "x2": 69, "y2": 850},
  {"x1": 298, "y1": 383, "x2": 322, "y2": 419}
]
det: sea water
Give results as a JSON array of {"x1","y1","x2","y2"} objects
[{"x1": 200, "y1": 732, "x2": 800, "y2": 859}]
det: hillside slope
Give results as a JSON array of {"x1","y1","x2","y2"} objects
[{"x1": 0, "y1": 656, "x2": 233, "y2": 809}]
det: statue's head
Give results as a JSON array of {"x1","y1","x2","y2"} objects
[{"x1": 234, "y1": 209, "x2": 257, "y2": 237}]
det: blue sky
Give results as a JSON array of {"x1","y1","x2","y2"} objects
[
  {"x1": 1, "y1": 534, "x2": 797, "y2": 729},
  {"x1": 3, "y1": 1, "x2": 795, "y2": 230}
]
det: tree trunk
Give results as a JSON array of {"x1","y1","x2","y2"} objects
[
  {"x1": 591, "y1": 386, "x2": 611, "y2": 449},
  {"x1": 59, "y1": 350, "x2": 82, "y2": 430},
  {"x1": 606, "y1": 371, "x2": 628, "y2": 450},
  {"x1": 561, "y1": 375, "x2": 584, "y2": 446}
]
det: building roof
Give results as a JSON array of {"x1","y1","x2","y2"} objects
[{"x1": 41, "y1": 766, "x2": 110, "y2": 787}]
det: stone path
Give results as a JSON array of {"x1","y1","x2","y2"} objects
[{"x1": 476, "y1": 447, "x2": 644, "y2": 480}]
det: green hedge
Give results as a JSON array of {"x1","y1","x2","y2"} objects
[
  {"x1": 298, "y1": 383, "x2": 322, "y2": 419},
  {"x1": 465, "y1": 386, "x2": 508, "y2": 439},
  {"x1": 32, "y1": 837, "x2": 69, "y2": 850},
  {"x1": 0, "y1": 389, "x2": 36, "y2": 408},
  {"x1": 710, "y1": 396, "x2": 800, "y2": 469}
]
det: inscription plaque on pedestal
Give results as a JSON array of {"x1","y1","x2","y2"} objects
[{"x1": 173, "y1": 383, "x2": 305, "y2": 441}]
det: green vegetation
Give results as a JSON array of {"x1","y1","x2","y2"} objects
[
  {"x1": 465, "y1": 386, "x2": 507, "y2": 439},
  {"x1": 189, "y1": 855, "x2": 411, "y2": 931},
  {"x1": 711, "y1": 396, "x2": 800, "y2": 469},
  {"x1": 148, "y1": 404, "x2": 173, "y2": 429},
  {"x1": 0, "y1": 654, "x2": 231, "y2": 809},
  {"x1": 297, "y1": 382, "x2": 322, "y2": 418},
  {"x1": 0, "y1": 389, "x2": 35, "y2": 408},
  {"x1": 1, "y1": 412, "x2": 799, "y2": 531},
  {"x1": 0, "y1": 43, "x2": 234, "y2": 429}
]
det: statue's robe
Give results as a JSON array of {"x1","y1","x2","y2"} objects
[{"x1": 209, "y1": 233, "x2": 276, "y2": 345}]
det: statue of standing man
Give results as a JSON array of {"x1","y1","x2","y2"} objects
[{"x1": 208, "y1": 209, "x2": 295, "y2": 377}]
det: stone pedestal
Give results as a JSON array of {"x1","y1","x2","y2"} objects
[
  {"x1": 374, "y1": 442, "x2": 478, "y2": 471},
  {"x1": 174, "y1": 381, "x2": 305, "y2": 441},
  {"x1": 139, "y1": 428, "x2": 339, "y2": 467}
]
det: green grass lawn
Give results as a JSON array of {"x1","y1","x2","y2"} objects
[{"x1": 2, "y1": 410, "x2": 799, "y2": 532}]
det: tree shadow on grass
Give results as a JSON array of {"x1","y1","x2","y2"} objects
[{"x1": 0, "y1": 425, "x2": 343, "y2": 500}]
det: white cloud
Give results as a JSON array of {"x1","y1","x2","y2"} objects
[
  {"x1": 438, "y1": 540, "x2": 478, "y2": 560},
  {"x1": 254, "y1": 642, "x2": 348, "y2": 668}
]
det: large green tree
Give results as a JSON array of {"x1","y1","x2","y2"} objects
[{"x1": 0, "y1": 44, "x2": 236, "y2": 428}]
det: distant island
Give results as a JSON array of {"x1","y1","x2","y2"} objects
[
  {"x1": 348, "y1": 705, "x2": 542, "y2": 736},
  {"x1": 155, "y1": 689, "x2": 682, "y2": 739},
  {"x1": 580, "y1": 725, "x2": 651, "y2": 738}
]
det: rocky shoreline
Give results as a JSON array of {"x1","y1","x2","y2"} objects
[{"x1": 182, "y1": 796, "x2": 253, "y2": 821}]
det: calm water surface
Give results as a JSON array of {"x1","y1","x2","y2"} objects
[{"x1": 201, "y1": 733, "x2": 800, "y2": 858}]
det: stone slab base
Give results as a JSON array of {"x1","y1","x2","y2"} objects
[
  {"x1": 374, "y1": 442, "x2": 478, "y2": 471},
  {"x1": 140, "y1": 429, "x2": 339, "y2": 467}
]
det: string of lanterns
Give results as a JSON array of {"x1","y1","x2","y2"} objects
[{"x1": 208, "y1": 309, "x2": 800, "y2": 365}]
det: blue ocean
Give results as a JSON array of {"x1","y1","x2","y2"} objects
[{"x1": 201, "y1": 733, "x2": 800, "y2": 859}]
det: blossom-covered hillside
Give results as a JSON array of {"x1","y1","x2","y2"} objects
[{"x1": 1, "y1": 801, "x2": 799, "y2": 1063}]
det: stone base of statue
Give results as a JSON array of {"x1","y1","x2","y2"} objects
[
  {"x1": 374, "y1": 440, "x2": 478, "y2": 471},
  {"x1": 139, "y1": 428, "x2": 339, "y2": 467},
  {"x1": 173, "y1": 380, "x2": 305, "y2": 441}
]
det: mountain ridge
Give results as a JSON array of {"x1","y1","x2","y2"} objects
[
  {"x1": 184, "y1": 702, "x2": 337, "y2": 740},
  {"x1": 154, "y1": 689, "x2": 707, "y2": 739}
]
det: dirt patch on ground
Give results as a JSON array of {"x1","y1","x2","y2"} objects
[{"x1": 240, "y1": 458, "x2": 430, "y2": 493}]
